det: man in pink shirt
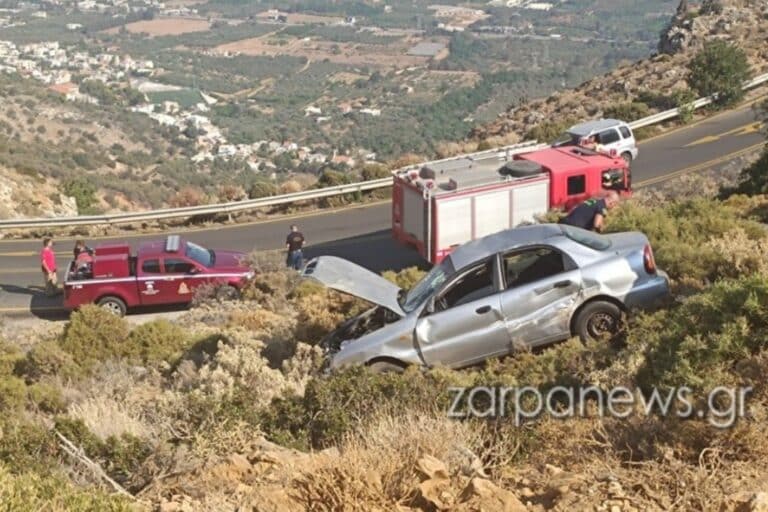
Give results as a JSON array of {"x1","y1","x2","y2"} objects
[{"x1": 40, "y1": 237, "x2": 59, "y2": 297}]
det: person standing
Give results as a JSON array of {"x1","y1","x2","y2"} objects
[
  {"x1": 285, "y1": 225, "x2": 305, "y2": 270},
  {"x1": 40, "y1": 237, "x2": 59, "y2": 297},
  {"x1": 559, "y1": 190, "x2": 620, "y2": 233}
]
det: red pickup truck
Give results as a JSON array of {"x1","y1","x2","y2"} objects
[{"x1": 63, "y1": 235, "x2": 253, "y2": 316}]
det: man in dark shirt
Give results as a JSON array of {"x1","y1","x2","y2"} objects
[
  {"x1": 559, "y1": 190, "x2": 620, "y2": 232},
  {"x1": 285, "y1": 225, "x2": 305, "y2": 270}
]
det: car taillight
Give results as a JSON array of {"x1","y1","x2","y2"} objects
[{"x1": 643, "y1": 244, "x2": 656, "y2": 274}]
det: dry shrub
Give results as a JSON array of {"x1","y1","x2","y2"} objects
[
  {"x1": 703, "y1": 228, "x2": 768, "y2": 278},
  {"x1": 389, "y1": 152, "x2": 426, "y2": 169},
  {"x1": 279, "y1": 179, "x2": 302, "y2": 194},
  {"x1": 290, "y1": 410, "x2": 492, "y2": 509},
  {"x1": 168, "y1": 185, "x2": 207, "y2": 207},
  {"x1": 294, "y1": 289, "x2": 364, "y2": 342},
  {"x1": 217, "y1": 184, "x2": 246, "y2": 202},
  {"x1": 381, "y1": 266, "x2": 426, "y2": 289}
]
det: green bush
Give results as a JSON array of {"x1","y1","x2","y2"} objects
[
  {"x1": 381, "y1": 266, "x2": 426, "y2": 289},
  {"x1": 606, "y1": 197, "x2": 768, "y2": 281},
  {"x1": 603, "y1": 101, "x2": 650, "y2": 122},
  {"x1": 688, "y1": 40, "x2": 752, "y2": 107},
  {"x1": 634, "y1": 274, "x2": 768, "y2": 391},
  {"x1": 54, "y1": 418, "x2": 152, "y2": 491},
  {"x1": 0, "y1": 464, "x2": 132, "y2": 512},
  {"x1": 0, "y1": 419, "x2": 59, "y2": 474},
  {"x1": 60, "y1": 305, "x2": 130, "y2": 370},
  {"x1": 360, "y1": 164, "x2": 390, "y2": 181},
  {"x1": 248, "y1": 181, "x2": 277, "y2": 199},
  {"x1": 126, "y1": 319, "x2": 191, "y2": 366},
  {"x1": 27, "y1": 382, "x2": 67, "y2": 414},
  {"x1": 17, "y1": 340, "x2": 81, "y2": 382},
  {"x1": 317, "y1": 169, "x2": 351, "y2": 187},
  {"x1": 0, "y1": 375, "x2": 27, "y2": 411},
  {"x1": 62, "y1": 177, "x2": 98, "y2": 213},
  {"x1": 724, "y1": 147, "x2": 768, "y2": 197},
  {"x1": 524, "y1": 118, "x2": 575, "y2": 144},
  {"x1": 0, "y1": 340, "x2": 22, "y2": 377},
  {"x1": 672, "y1": 88, "x2": 697, "y2": 124}
]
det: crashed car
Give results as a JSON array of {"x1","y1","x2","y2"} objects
[{"x1": 301, "y1": 223, "x2": 669, "y2": 372}]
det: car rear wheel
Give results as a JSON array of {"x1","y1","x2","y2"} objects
[
  {"x1": 97, "y1": 296, "x2": 127, "y2": 317},
  {"x1": 621, "y1": 152, "x2": 633, "y2": 166},
  {"x1": 366, "y1": 360, "x2": 406, "y2": 374},
  {"x1": 574, "y1": 301, "x2": 622, "y2": 342}
]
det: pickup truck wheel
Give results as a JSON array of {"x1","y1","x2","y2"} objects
[
  {"x1": 621, "y1": 152, "x2": 633, "y2": 166},
  {"x1": 216, "y1": 285, "x2": 241, "y2": 301},
  {"x1": 97, "y1": 296, "x2": 127, "y2": 317},
  {"x1": 366, "y1": 360, "x2": 406, "y2": 374},
  {"x1": 574, "y1": 301, "x2": 622, "y2": 342}
]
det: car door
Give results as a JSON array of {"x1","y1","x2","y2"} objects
[
  {"x1": 498, "y1": 246, "x2": 583, "y2": 347},
  {"x1": 137, "y1": 258, "x2": 167, "y2": 306},
  {"x1": 415, "y1": 257, "x2": 511, "y2": 368},
  {"x1": 156, "y1": 257, "x2": 200, "y2": 304}
]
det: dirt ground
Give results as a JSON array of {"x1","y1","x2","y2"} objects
[
  {"x1": 214, "y1": 35, "x2": 436, "y2": 68},
  {"x1": 103, "y1": 17, "x2": 211, "y2": 37}
]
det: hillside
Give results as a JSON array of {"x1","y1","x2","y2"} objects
[{"x1": 471, "y1": 0, "x2": 768, "y2": 145}]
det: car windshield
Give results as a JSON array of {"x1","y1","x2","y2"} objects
[
  {"x1": 400, "y1": 257, "x2": 455, "y2": 313},
  {"x1": 559, "y1": 225, "x2": 612, "y2": 250},
  {"x1": 185, "y1": 241, "x2": 214, "y2": 267}
]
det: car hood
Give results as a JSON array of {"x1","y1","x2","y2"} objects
[
  {"x1": 212, "y1": 250, "x2": 249, "y2": 271},
  {"x1": 302, "y1": 256, "x2": 406, "y2": 317}
]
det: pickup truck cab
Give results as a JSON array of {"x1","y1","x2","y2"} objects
[{"x1": 63, "y1": 235, "x2": 253, "y2": 316}]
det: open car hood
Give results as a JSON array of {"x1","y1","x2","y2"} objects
[{"x1": 302, "y1": 256, "x2": 406, "y2": 317}]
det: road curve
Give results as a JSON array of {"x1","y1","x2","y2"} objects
[{"x1": 1, "y1": 103, "x2": 765, "y2": 318}]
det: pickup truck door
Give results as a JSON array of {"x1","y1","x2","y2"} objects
[
  {"x1": 154, "y1": 257, "x2": 205, "y2": 304},
  {"x1": 137, "y1": 258, "x2": 168, "y2": 306}
]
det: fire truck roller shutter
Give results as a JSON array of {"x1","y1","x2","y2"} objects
[
  {"x1": 512, "y1": 181, "x2": 549, "y2": 226},
  {"x1": 436, "y1": 197, "x2": 472, "y2": 250},
  {"x1": 403, "y1": 185, "x2": 427, "y2": 243},
  {"x1": 473, "y1": 190, "x2": 511, "y2": 238}
]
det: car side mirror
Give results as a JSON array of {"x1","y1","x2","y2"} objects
[{"x1": 425, "y1": 297, "x2": 436, "y2": 315}]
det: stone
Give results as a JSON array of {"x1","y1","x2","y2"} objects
[
  {"x1": 459, "y1": 478, "x2": 528, "y2": 512},
  {"x1": 417, "y1": 455, "x2": 450, "y2": 480}
]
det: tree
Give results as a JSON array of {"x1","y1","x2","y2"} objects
[
  {"x1": 63, "y1": 177, "x2": 97, "y2": 212},
  {"x1": 722, "y1": 100, "x2": 768, "y2": 197},
  {"x1": 687, "y1": 41, "x2": 752, "y2": 107}
]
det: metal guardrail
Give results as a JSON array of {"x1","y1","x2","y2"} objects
[{"x1": 2, "y1": 73, "x2": 767, "y2": 230}]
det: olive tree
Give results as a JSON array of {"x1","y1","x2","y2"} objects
[{"x1": 687, "y1": 40, "x2": 752, "y2": 107}]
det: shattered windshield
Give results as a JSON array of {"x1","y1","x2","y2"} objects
[{"x1": 400, "y1": 257, "x2": 455, "y2": 313}]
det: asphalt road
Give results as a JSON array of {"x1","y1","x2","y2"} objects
[{"x1": 0, "y1": 103, "x2": 765, "y2": 318}]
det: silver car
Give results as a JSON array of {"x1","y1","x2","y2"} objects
[
  {"x1": 553, "y1": 118, "x2": 638, "y2": 166},
  {"x1": 301, "y1": 224, "x2": 669, "y2": 372}
]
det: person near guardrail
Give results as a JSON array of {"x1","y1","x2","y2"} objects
[
  {"x1": 40, "y1": 237, "x2": 60, "y2": 297},
  {"x1": 559, "y1": 190, "x2": 620, "y2": 233},
  {"x1": 286, "y1": 225, "x2": 305, "y2": 271}
]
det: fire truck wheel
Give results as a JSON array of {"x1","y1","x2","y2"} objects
[
  {"x1": 97, "y1": 296, "x2": 127, "y2": 317},
  {"x1": 621, "y1": 152, "x2": 632, "y2": 166},
  {"x1": 573, "y1": 300, "x2": 622, "y2": 342}
]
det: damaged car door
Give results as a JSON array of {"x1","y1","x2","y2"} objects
[
  {"x1": 498, "y1": 246, "x2": 583, "y2": 347},
  {"x1": 415, "y1": 257, "x2": 510, "y2": 368}
]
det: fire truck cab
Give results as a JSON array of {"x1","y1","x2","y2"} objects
[{"x1": 392, "y1": 145, "x2": 630, "y2": 263}]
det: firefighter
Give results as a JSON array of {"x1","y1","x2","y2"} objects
[
  {"x1": 559, "y1": 190, "x2": 620, "y2": 233},
  {"x1": 285, "y1": 224, "x2": 305, "y2": 271}
]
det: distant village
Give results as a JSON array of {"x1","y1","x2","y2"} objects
[{"x1": 0, "y1": 29, "x2": 375, "y2": 175}]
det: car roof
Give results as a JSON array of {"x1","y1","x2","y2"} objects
[
  {"x1": 448, "y1": 223, "x2": 565, "y2": 270},
  {"x1": 567, "y1": 118, "x2": 625, "y2": 136}
]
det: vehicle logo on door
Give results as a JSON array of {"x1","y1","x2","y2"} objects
[
  {"x1": 178, "y1": 282, "x2": 190, "y2": 294},
  {"x1": 142, "y1": 281, "x2": 159, "y2": 296}
]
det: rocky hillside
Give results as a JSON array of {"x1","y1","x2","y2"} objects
[{"x1": 471, "y1": 0, "x2": 768, "y2": 144}]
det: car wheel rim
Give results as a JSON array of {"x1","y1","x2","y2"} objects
[
  {"x1": 587, "y1": 312, "x2": 616, "y2": 338},
  {"x1": 102, "y1": 302, "x2": 121, "y2": 315}
]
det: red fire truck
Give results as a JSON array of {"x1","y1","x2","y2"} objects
[
  {"x1": 63, "y1": 235, "x2": 253, "y2": 316},
  {"x1": 392, "y1": 144, "x2": 631, "y2": 263}
]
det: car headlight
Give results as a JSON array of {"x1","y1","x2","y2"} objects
[{"x1": 244, "y1": 271, "x2": 255, "y2": 280}]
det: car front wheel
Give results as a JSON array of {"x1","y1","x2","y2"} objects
[
  {"x1": 621, "y1": 152, "x2": 633, "y2": 166},
  {"x1": 574, "y1": 301, "x2": 622, "y2": 342},
  {"x1": 366, "y1": 360, "x2": 406, "y2": 374}
]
